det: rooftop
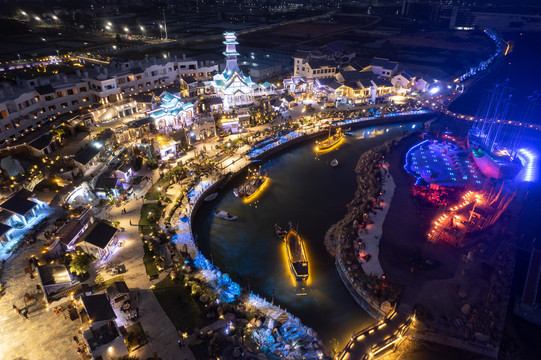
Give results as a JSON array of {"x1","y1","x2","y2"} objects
[
  {"x1": 73, "y1": 145, "x2": 101, "y2": 166},
  {"x1": 77, "y1": 220, "x2": 118, "y2": 249},
  {"x1": 106, "y1": 281, "x2": 130, "y2": 302},
  {"x1": 371, "y1": 57, "x2": 398, "y2": 70},
  {"x1": 0, "y1": 223, "x2": 12, "y2": 237},
  {"x1": 47, "y1": 283, "x2": 91, "y2": 304},
  {"x1": 0, "y1": 195, "x2": 38, "y2": 216},
  {"x1": 37, "y1": 264, "x2": 72, "y2": 286},
  {"x1": 81, "y1": 294, "x2": 117, "y2": 323},
  {"x1": 127, "y1": 117, "x2": 153, "y2": 129},
  {"x1": 28, "y1": 132, "x2": 54, "y2": 151}
]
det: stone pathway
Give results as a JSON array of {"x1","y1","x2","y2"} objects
[
  {"x1": 0, "y1": 241, "x2": 82, "y2": 360},
  {"x1": 91, "y1": 166, "x2": 196, "y2": 360}
]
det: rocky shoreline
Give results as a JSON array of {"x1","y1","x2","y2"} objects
[{"x1": 325, "y1": 135, "x2": 409, "y2": 317}]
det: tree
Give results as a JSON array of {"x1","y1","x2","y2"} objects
[
  {"x1": 69, "y1": 252, "x2": 94, "y2": 276},
  {"x1": 147, "y1": 158, "x2": 158, "y2": 169},
  {"x1": 95, "y1": 274, "x2": 105, "y2": 288}
]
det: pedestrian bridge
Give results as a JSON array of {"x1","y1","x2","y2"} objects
[{"x1": 338, "y1": 311, "x2": 414, "y2": 359}]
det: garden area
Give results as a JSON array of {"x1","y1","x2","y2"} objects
[
  {"x1": 152, "y1": 275, "x2": 216, "y2": 332},
  {"x1": 143, "y1": 241, "x2": 162, "y2": 280},
  {"x1": 138, "y1": 203, "x2": 163, "y2": 235},
  {"x1": 122, "y1": 322, "x2": 148, "y2": 351}
]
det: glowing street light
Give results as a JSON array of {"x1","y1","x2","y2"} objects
[
  {"x1": 21, "y1": 11, "x2": 27, "y2": 16},
  {"x1": 123, "y1": 27, "x2": 129, "y2": 33},
  {"x1": 35, "y1": 16, "x2": 42, "y2": 21},
  {"x1": 51, "y1": 15, "x2": 58, "y2": 21}
]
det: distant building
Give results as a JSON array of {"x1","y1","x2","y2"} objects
[
  {"x1": 72, "y1": 144, "x2": 102, "y2": 174},
  {"x1": 210, "y1": 33, "x2": 275, "y2": 110},
  {"x1": 293, "y1": 41, "x2": 356, "y2": 79},
  {"x1": 430, "y1": 4, "x2": 475, "y2": 30},
  {"x1": 293, "y1": 53, "x2": 338, "y2": 79},
  {"x1": 369, "y1": 58, "x2": 399, "y2": 78},
  {"x1": 148, "y1": 91, "x2": 195, "y2": 132},
  {"x1": 0, "y1": 56, "x2": 218, "y2": 145}
]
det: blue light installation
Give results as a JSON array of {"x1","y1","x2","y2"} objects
[{"x1": 517, "y1": 148, "x2": 537, "y2": 182}]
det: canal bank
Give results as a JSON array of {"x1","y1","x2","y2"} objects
[{"x1": 192, "y1": 117, "x2": 430, "y2": 346}]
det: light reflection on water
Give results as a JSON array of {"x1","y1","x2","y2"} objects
[{"x1": 193, "y1": 122, "x2": 421, "y2": 345}]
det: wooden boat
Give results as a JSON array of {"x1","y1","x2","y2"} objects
[
  {"x1": 237, "y1": 168, "x2": 268, "y2": 201},
  {"x1": 316, "y1": 126, "x2": 343, "y2": 152},
  {"x1": 214, "y1": 210, "x2": 238, "y2": 221},
  {"x1": 204, "y1": 193, "x2": 218, "y2": 201},
  {"x1": 285, "y1": 228, "x2": 309, "y2": 281},
  {"x1": 331, "y1": 159, "x2": 339, "y2": 167}
]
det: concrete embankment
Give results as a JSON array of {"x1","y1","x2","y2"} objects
[
  {"x1": 253, "y1": 113, "x2": 434, "y2": 161},
  {"x1": 335, "y1": 245, "x2": 387, "y2": 320}
]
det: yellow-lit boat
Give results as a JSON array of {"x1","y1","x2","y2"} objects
[
  {"x1": 285, "y1": 229, "x2": 309, "y2": 281},
  {"x1": 316, "y1": 127, "x2": 343, "y2": 152}
]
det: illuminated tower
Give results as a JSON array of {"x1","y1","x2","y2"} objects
[{"x1": 223, "y1": 32, "x2": 240, "y2": 73}]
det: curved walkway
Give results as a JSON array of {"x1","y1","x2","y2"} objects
[{"x1": 358, "y1": 162, "x2": 395, "y2": 277}]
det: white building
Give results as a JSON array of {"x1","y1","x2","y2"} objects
[
  {"x1": 210, "y1": 32, "x2": 275, "y2": 110},
  {"x1": 368, "y1": 58, "x2": 399, "y2": 78},
  {"x1": 0, "y1": 56, "x2": 219, "y2": 145}
]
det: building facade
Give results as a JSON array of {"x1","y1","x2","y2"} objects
[{"x1": 0, "y1": 57, "x2": 218, "y2": 145}]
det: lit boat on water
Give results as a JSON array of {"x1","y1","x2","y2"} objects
[
  {"x1": 316, "y1": 126, "x2": 343, "y2": 152},
  {"x1": 214, "y1": 210, "x2": 238, "y2": 221},
  {"x1": 235, "y1": 168, "x2": 268, "y2": 202},
  {"x1": 285, "y1": 228, "x2": 309, "y2": 281}
]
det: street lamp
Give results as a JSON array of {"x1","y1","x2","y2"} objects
[
  {"x1": 158, "y1": 24, "x2": 163, "y2": 39},
  {"x1": 52, "y1": 15, "x2": 58, "y2": 21},
  {"x1": 123, "y1": 27, "x2": 129, "y2": 33},
  {"x1": 21, "y1": 11, "x2": 27, "y2": 16},
  {"x1": 35, "y1": 16, "x2": 41, "y2": 22},
  {"x1": 139, "y1": 25, "x2": 145, "y2": 37}
]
